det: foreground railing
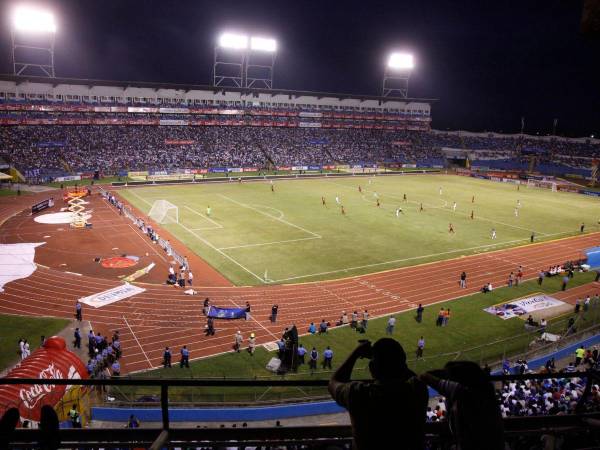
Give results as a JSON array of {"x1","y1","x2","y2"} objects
[{"x1": 2, "y1": 372, "x2": 600, "y2": 449}]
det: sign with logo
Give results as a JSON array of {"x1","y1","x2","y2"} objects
[
  {"x1": 31, "y1": 198, "x2": 54, "y2": 214},
  {"x1": 79, "y1": 283, "x2": 146, "y2": 308},
  {"x1": 483, "y1": 294, "x2": 565, "y2": 320}
]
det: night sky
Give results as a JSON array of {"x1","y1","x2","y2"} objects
[{"x1": 0, "y1": 0, "x2": 598, "y2": 137}]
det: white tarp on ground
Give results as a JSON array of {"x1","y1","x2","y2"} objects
[
  {"x1": 34, "y1": 212, "x2": 75, "y2": 224},
  {"x1": 78, "y1": 283, "x2": 146, "y2": 308},
  {"x1": 483, "y1": 294, "x2": 565, "y2": 320},
  {"x1": 0, "y1": 242, "x2": 44, "y2": 292}
]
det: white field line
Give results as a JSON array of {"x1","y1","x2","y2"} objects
[
  {"x1": 183, "y1": 205, "x2": 223, "y2": 229},
  {"x1": 218, "y1": 194, "x2": 322, "y2": 238},
  {"x1": 268, "y1": 230, "x2": 576, "y2": 283},
  {"x1": 327, "y1": 179, "x2": 550, "y2": 236},
  {"x1": 122, "y1": 315, "x2": 154, "y2": 369},
  {"x1": 219, "y1": 236, "x2": 321, "y2": 250},
  {"x1": 128, "y1": 190, "x2": 265, "y2": 283}
]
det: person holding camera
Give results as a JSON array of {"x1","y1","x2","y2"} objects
[{"x1": 328, "y1": 338, "x2": 428, "y2": 450}]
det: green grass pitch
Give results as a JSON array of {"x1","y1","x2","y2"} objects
[{"x1": 119, "y1": 174, "x2": 599, "y2": 286}]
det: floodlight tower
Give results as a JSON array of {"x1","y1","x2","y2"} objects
[
  {"x1": 245, "y1": 37, "x2": 276, "y2": 89},
  {"x1": 382, "y1": 52, "x2": 414, "y2": 98},
  {"x1": 213, "y1": 33, "x2": 247, "y2": 88},
  {"x1": 11, "y1": 6, "x2": 57, "y2": 77},
  {"x1": 213, "y1": 32, "x2": 277, "y2": 89}
]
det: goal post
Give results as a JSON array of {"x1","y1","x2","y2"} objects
[
  {"x1": 526, "y1": 179, "x2": 557, "y2": 192},
  {"x1": 148, "y1": 200, "x2": 179, "y2": 224}
]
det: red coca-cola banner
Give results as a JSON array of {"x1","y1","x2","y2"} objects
[{"x1": 0, "y1": 337, "x2": 88, "y2": 423}]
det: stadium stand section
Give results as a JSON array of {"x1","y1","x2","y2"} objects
[{"x1": 0, "y1": 77, "x2": 599, "y2": 182}]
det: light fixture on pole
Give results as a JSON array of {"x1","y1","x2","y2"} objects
[
  {"x1": 11, "y1": 6, "x2": 57, "y2": 77},
  {"x1": 213, "y1": 32, "x2": 277, "y2": 89},
  {"x1": 382, "y1": 52, "x2": 414, "y2": 98}
]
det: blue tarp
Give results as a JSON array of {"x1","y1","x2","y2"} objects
[
  {"x1": 207, "y1": 305, "x2": 245, "y2": 319},
  {"x1": 586, "y1": 247, "x2": 600, "y2": 269}
]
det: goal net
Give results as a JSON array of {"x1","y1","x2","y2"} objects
[
  {"x1": 148, "y1": 200, "x2": 179, "y2": 224},
  {"x1": 527, "y1": 179, "x2": 557, "y2": 192}
]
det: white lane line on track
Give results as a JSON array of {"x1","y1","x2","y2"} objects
[
  {"x1": 218, "y1": 194, "x2": 322, "y2": 238},
  {"x1": 123, "y1": 315, "x2": 154, "y2": 369},
  {"x1": 227, "y1": 298, "x2": 279, "y2": 341},
  {"x1": 127, "y1": 189, "x2": 264, "y2": 282}
]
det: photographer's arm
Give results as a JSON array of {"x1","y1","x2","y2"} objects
[{"x1": 328, "y1": 342, "x2": 370, "y2": 397}]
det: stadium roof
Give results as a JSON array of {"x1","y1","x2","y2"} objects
[{"x1": 0, "y1": 74, "x2": 438, "y2": 105}]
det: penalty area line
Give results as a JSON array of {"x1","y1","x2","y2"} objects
[{"x1": 219, "y1": 236, "x2": 321, "y2": 250}]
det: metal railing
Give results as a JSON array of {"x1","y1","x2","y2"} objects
[{"x1": 2, "y1": 372, "x2": 600, "y2": 449}]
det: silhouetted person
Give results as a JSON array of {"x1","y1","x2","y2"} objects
[
  {"x1": 420, "y1": 361, "x2": 504, "y2": 450},
  {"x1": 329, "y1": 338, "x2": 428, "y2": 450}
]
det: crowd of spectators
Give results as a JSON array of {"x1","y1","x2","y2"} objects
[{"x1": 1, "y1": 119, "x2": 598, "y2": 180}]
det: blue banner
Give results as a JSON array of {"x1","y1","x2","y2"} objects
[
  {"x1": 209, "y1": 168, "x2": 227, "y2": 173},
  {"x1": 581, "y1": 190, "x2": 600, "y2": 197},
  {"x1": 37, "y1": 141, "x2": 65, "y2": 148},
  {"x1": 207, "y1": 306, "x2": 245, "y2": 319},
  {"x1": 308, "y1": 165, "x2": 322, "y2": 171}
]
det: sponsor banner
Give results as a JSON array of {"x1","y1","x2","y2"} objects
[
  {"x1": 299, "y1": 122, "x2": 322, "y2": 128},
  {"x1": 292, "y1": 166, "x2": 308, "y2": 171},
  {"x1": 210, "y1": 167, "x2": 227, "y2": 173},
  {"x1": 207, "y1": 305, "x2": 246, "y2": 319},
  {"x1": 165, "y1": 139, "x2": 195, "y2": 145},
  {"x1": 128, "y1": 171, "x2": 149, "y2": 177},
  {"x1": 37, "y1": 141, "x2": 65, "y2": 148},
  {"x1": 159, "y1": 119, "x2": 188, "y2": 126},
  {"x1": 150, "y1": 170, "x2": 168, "y2": 176},
  {"x1": 432, "y1": 165, "x2": 445, "y2": 169},
  {"x1": 79, "y1": 172, "x2": 94, "y2": 179},
  {"x1": 581, "y1": 190, "x2": 600, "y2": 197},
  {"x1": 79, "y1": 283, "x2": 146, "y2": 308},
  {"x1": 219, "y1": 109, "x2": 244, "y2": 115},
  {"x1": 483, "y1": 294, "x2": 565, "y2": 320},
  {"x1": 276, "y1": 166, "x2": 291, "y2": 171},
  {"x1": 336, "y1": 165, "x2": 350, "y2": 170},
  {"x1": 31, "y1": 198, "x2": 54, "y2": 214},
  {"x1": 566, "y1": 173, "x2": 584, "y2": 179},
  {"x1": 557, "y1": 186, "x2": 580, "y2": 193},
  {"x1": 299, "y1": 111, "x2": 323, "y2": 118},
  {"x1": 159, "y1": 107, "x2": 189, "y2": 114},
  {"x1": 308, "y1": 165, "x2": 322, "y2": 171},
  {"x1": 323, "y1": 165, "x2": 336, "y2": 170},
  {"x1": 54, "y1": 175, "x2": 81, "y2": 182},
  {"x1": 128, "y1": 107, "x2": 158, "y2": 113},
  {"x1": 352, "y1": 164, "x2": 363, "y2": 169},
  {"x1": 243, "y1": 167, "x2": 258, "y2": 172},
  {"x1": 227, "y1": 168, "x2": 243, "y2": 173},
  {"x1": 402, "y1": 164, "x2": 417, "y2": 168},
  {"x1": 192, "y1": 168, "x2": 208, "y2": 174}
]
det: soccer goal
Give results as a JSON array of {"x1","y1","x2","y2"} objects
[
  {"x1": 148, "y1": 199, "x2": 179, "y2": 224},
  {"x1": 527, "y1": 179, "x2": 557, "y2": 192}
]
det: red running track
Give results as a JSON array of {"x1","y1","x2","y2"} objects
[{"x1": 0, "y1": 192, "x2": 598, "y2": 373}]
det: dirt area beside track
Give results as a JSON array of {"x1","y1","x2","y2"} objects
[{"x1": 0, "y1": 188, "x2": 232, "y2": 287}]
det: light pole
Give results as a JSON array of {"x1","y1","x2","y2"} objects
[
  {"x1": 213, "y1": 32, "x2": 277, "y2": 89},
  {"x1": 11, "y1": 6, "x2": 57, "y2": 77},
  {"x1": 382, "y1": 52, "x2": 414, "y2": 98}
]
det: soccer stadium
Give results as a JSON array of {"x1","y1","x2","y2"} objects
[{"x1": 0, "y1": 1, "x2": 599, "y2": 448}]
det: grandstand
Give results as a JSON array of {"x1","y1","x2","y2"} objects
[{"x1": 0, "y1": 77, "x2": 598, "y2": 184}]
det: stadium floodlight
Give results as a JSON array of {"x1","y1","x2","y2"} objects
[
  {"x1": 12, "y1": 6, "x2": 56, "y2": 33},
  {"x1": 214, "y1": 32, "x2": 277, "y2": 89},
  {"x1": 11, "y1": 5, "x2": 57, "y2": 77},
  {"x1": 250, "y1": 37, "x2": 277, "y2": 52},
  {"x1": 218, "y1": 33, "x2": 248, "y2": 49},
  {"x1": 387, "y1": 52, "x2": 414, "y2": 70},
  {"x1": 382, "y1": 51, "x2": 414, "y2": 98}
]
